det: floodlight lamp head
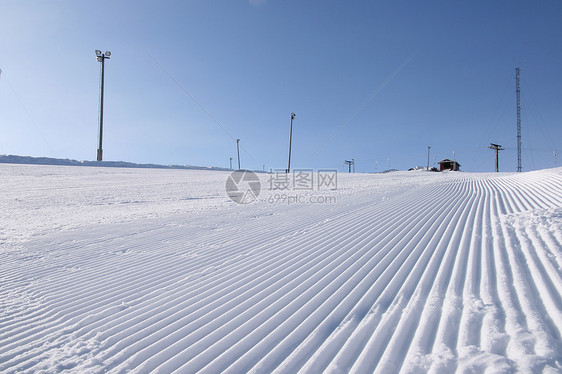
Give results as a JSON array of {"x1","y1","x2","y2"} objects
[
  {"x1": 95, "y1": 50, "x2": 102, "y2": 56},
  {"x1": 105, "y1": 51, "x2": 111, "y2": 57},
  {"x1": 291, "y1": 112, "x2": 295, "y2": 119}
]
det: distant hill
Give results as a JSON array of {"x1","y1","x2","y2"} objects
[{"x1": 0, "y1": 154, "x2": 234, "y2": 172}]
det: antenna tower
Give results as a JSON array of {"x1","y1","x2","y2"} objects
[{"x1": 515, "y1": 67, "x2": 522, "y2": 172}]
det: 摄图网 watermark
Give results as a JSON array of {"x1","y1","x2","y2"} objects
[
  {"x1": 226, "y1": 169, "x2": 338, "y2": 205},
  {"x1": 267, "y1": 169, "x2": 337, "y2": 191}
]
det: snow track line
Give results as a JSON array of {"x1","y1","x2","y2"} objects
[
  {"x1": 367, "y1": 181, "x2": 478, "y2": 373},
  {"x1": 239, "y1": 185, "x2": 457, "y2": 373}
]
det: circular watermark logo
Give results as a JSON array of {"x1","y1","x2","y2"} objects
[{"x1": 226, "y1": 170, "x2": 261, "y2": 204}]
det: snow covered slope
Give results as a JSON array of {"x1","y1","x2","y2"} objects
[{"x1": 1, "y1": 165, "x2": 561, "y2": 373}]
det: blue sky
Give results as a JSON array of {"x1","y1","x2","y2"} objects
[{"x1": 0, "y1": 0, "x2": 561, "y2": 172}]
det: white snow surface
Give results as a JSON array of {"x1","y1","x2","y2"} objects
[{"x1": 1, "y1": 164, "x2": 562, "y2": 373}]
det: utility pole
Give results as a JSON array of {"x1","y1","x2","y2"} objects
[
  {"x1": 287, "y1": 112, "x2": 295, "y2": 173},
  {"x1": 229, "y1": 157, "x2": 233, "y2": 170},
  {"x1": 236, "y1": 139, "x2": 241, "y2": 170},
  {"x1": 515, "y1": 67, "x2": 522, "y2": 172},
  {"x1": 95, "y1": 50, "x2": 111, "y2": 161},
  {"x1": 344, "y1": 159, "x2": 354, "y2": 173},
  {"x1": 488, "y1": 143, "x2": 504, "y2": 172},
  {"x1": 427, "y1": 146, "x2": 431, "y2": 170}
]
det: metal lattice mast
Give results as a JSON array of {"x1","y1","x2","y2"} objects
[{"x1": 516, "y1": 67, "x2": 522, "y2": 172}]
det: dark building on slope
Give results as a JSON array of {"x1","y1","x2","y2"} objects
[{"x1": 438, "y1": 158, "x2": 461, "y2": 171}]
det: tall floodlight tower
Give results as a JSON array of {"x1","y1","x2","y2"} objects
[
  {"x1": 515, "y1": 67, "x2": 522, "y2": 172},
  {"x1": 236, "y1": 139, "x2": 241, "y2": 169},
  {"x1": 96, "y1": 50, "x2": 111, "y2": 161},
  {"x1": 287, "y1": 112, "x2": 295, "y2": 173}
]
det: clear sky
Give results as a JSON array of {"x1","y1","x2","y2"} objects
[{"x1": 0, "y1": 0, "x2": 561, "y2": 173}]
